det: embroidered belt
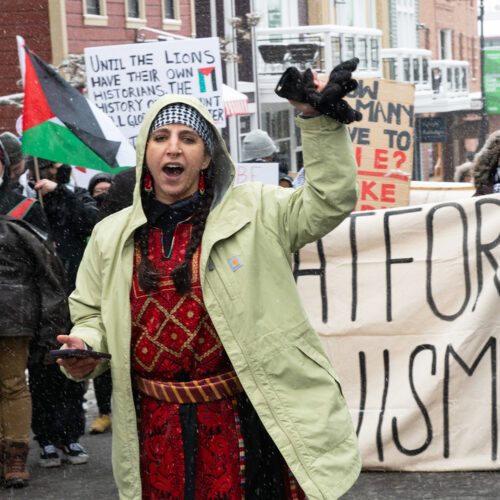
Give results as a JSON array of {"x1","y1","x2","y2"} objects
[{"x1": 135, "y1": 370, "x2": 244, "y2": 404}]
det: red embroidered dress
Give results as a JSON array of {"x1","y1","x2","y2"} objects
[{"x1": 131, "y1": 221, "x2": 305, "y2": 500}]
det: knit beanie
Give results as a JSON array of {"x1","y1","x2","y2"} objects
[
  {"x1": 242, "y1": 129, "x2": 277, "y2": 161},
  {"x1": 0, "y1": 132, "x2": 22, "y2": 165}
]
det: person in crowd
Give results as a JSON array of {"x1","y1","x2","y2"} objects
[
  {"x1": 472, "y1": 129, "x2": 500, "y2": 196},
  {"x1": 0, "y1": 143, "x2": 49, "y2": 233},
  {"x1": 96, "y1": 167, "x2": 135, "y2": 220},
  {"x1": 86, "y1": 171, "x2": 115, "y2": 435},
  {"x1": 25, "y1": 159, "x2": 95, "y2": 468},
  {"x1": 0, "y1": 215, "x2": 70, "y2": 488},
  {"x1": 29, "y1": 159, "x2": 98, "y2": 291},
  {"x1": 242, "y1": 128, "x2": 289, "y2": 176},
  {"x1": 279, "y1": 171, "x2": 294, "y2": 188},
  {"x1": 58, "y1": 91, "x2": 360, "y2": 499},
  {"x1": 87, "y1": 172, "x2": 113, "y2": 210},
  {"x1": 0, "y1": 132, "x2": 25, "y2": 194}
]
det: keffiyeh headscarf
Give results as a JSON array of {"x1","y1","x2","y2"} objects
[{"x1": 150, "y1": 103, "x2": 214, "y2": 155}]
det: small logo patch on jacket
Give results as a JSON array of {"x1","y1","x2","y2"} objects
[{"x1": 228, "y1": 256, "x2": 242, "y2": 271}]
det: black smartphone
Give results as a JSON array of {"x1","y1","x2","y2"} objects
[{"x1": 49, "y1": 348, "x2": 111, "y2": 360}]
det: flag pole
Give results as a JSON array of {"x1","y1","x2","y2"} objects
[{"x1": 33, "y1": 156, "x2": 44, "y2": 208}]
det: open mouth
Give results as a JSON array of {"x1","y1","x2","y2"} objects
[{"x1": 162, "y1": 164, "x2": 184, "y2": 177}]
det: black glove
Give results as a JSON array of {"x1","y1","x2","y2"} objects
[{"x1": 275, "y1": 57, "x2": 362, "y2": 124}]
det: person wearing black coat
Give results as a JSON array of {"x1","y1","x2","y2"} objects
[
  {"x1": 30, "y1": 159, "x2": 97, "y2": 292},
  {"x1": 26, "y1": 159, "x2": 96, "y2": 468},
  {"x1": 0, "y1": 142, "x2": 49, "y2": 233},
  {"x1": 96, "y1": 166, "x2": 135, "y2": 221},
  {"x1": 0, "y1": 215, "x2": 70, "y2": 487}
]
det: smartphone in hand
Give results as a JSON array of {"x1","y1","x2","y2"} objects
[{"x1": 49, "y1": 348, "x2": 111, "y2": 360}]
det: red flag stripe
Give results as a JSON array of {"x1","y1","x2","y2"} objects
[{"x1": 22, "y1": 45, "x2": 54, "y2": 131}]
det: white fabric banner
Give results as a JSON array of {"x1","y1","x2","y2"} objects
[{"x1": 296, "y1": 194, "x2": 500, "y2": 470}]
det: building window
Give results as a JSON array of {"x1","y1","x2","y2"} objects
[
  {"x1": 395, "y1": 0, "x2": 416, "y2": 48},
  {"x1": 164, "y1": 0, "x2": 175, "y2": 19},
  {"x1": 86, "y1": 0, "x2": 100, "y2": 15},
  {"x1": 161, "y1": 0, "x2": 181, "y2": 30},
  {"x1": 268, "y1": 0, "x2": 282, "y2": 28},
  {"x1": 439, "y1": 30, "x2": 452, "y2": 60},
  {"x1": 128, "y1": 0, "x2": 139, "y2": 18},
  {"x1": 83, "y1": 0, "x2": 108, "y2": 26},
  {"x1": 125, "y1": 0, "x2": 145, "y2": 28}
]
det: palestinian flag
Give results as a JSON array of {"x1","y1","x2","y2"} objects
[{"x1": 17, "y1": 36, "x2": 135, "y2": 173}]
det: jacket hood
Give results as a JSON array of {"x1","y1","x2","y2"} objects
[
  {"x1": 472, "y1": 130, "x2": 500, "y2": 188},
  {"x1": 0, "y1": 140, "x2": 11, "y2": 186},
  {"x1": 130, "y1": 94, "x2": 235, "y2": 227}
]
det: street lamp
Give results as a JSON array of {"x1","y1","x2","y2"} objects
[{"x1": 478, "y1": 0, "x2": 489, "y2": 149}]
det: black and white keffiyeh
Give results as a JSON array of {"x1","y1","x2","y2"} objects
[{"x1": 150, "y1": 104, "x2": 214, "y2": 154}]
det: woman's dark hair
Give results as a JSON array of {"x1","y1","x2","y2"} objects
[{"x1": 135, "y1": 162, "x2": 214, "y2": 295}]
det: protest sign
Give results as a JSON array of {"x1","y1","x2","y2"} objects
[
  {"x1": 295, "y1": 194, "x2": 500, "y2": 470},
  {"x1": 84, "y1": 37, "x2": 225, "y2": 146},
  {"x1": 344, "y1": 78, "x2": 415, "y2": 211},
  {"x1": 234, "y1": 162, "x2": 279, "y2": 186}
]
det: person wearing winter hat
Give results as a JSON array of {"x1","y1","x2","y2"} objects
[
  {"x1": 242, "y1": 129, "x2": 278, "y2": 162},
  {"x1": 0, "y1": 132, "x2": 25, "y2": 191},
  {"x1": 242, "y1": 128, "x2": 290, "y2": 180},
  {"x1": 57, "y1": 90, "x2": 360, "y2": 499},
  {"x1": 472, "y1": 129, "x2": 500, "y2": 196},
  {"x1": 87, "y1": 172, "x2": 113, "y2": 210}
]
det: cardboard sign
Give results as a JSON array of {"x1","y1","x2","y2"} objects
[
  {"x1": 294, "y1": 194, "x2": 500, "y2": 470},
  {"x1": 234, "y1": 162, "x2": 279, "y2": 186},
  {"x1": 84, "y1": 37, "x2": 225, "y2": 146},
  {"x1": 344, "y1": 78, "x2": 415, "y2": 211}
]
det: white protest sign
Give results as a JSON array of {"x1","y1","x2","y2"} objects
[
  {"x1": 234, "y1": 162, "x2": 279, "y2": 186},
  {"x1": 84, "y1": 37, "x2": 225, "y2": 147},
  {"x1": 295, "y1": 194, "x2": 500, "y2": 470}
]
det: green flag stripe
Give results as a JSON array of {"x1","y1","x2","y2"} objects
[{"x1": 22, "y1": 121, "x2": 131, "y2": 174}]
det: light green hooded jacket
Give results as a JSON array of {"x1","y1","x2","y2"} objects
[{"x1": 68, "y1": 94, "x2": 361, "y2": 499}]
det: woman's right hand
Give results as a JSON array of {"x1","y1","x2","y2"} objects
[{"x1": 56, "y1": 334, "x2": 102, "y2": 378}]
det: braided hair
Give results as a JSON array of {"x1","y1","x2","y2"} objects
[{"x1": 135, "y1": 163, "x2": 214, "y2": 295}]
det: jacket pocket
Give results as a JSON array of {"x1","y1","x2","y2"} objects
[{"x1": 259, "y1": 336, "x2": 353, "y2": 458}]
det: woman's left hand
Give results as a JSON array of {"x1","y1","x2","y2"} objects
[{"x1": 288, "y1": 71, "x2": 324, "y2": 116}]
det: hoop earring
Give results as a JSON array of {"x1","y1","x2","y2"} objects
[
  {"x1": 199, "y1": 170, "x2": 205, "y2": 195},
  {"x1": 144, "y1": 170, "x2": 153, "y2": 192}
]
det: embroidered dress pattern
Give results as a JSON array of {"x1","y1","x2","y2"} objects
[{"x1": 131, "y1": 223, "x2": 305, "y2": 499}]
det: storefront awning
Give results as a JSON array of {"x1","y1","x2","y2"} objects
[{"x1": 222, "y1": 84, "x2": 249, "y2": 117}]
